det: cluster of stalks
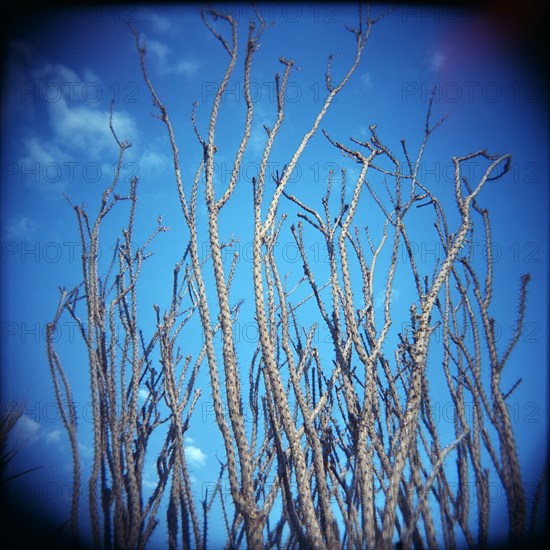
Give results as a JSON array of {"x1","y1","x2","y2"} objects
[{"x1": 47, "y1": 7, "x2": 545, "y2": 549}]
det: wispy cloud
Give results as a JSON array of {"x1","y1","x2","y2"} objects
[
  {"x1": 48, "y1": 97, "x2": 136, "y2": 157},
  {"x1": 143, "y1": 478, "x2": 158, "y2": 490},
  {"x1": 44, "y1": 429, "x2": 63, "y2": 444},
  {"x1": 173, "y1": 58, "x2": 201, "y2": 77},
  {"x1": 19, "y1": 106, "x2": 134, "y2": 195},
  {"x1": 185, "y1": 436, "x2": 207, "y2": 467},
  {"x1": 374, "y1": 287, "x2": 400, "y2": 309},
  {"x1": 138, "y1": 387, "x2": 149, "y2": 402},
  {"x1": 28, "y1": 63, "x2": 135, "y2": 154},
  {"x1": 146, "y1": 39, "x2": 170, "y2": 65},
  {"x1": 7, "y1": 416, "x2": 70, "y2": 449},
  {"x1": 30, "y1": 63, "x2": 81, "y2": 88},
  {"x1": 360, "y1": 73, "x2": 373, "y2": 89},
  {"x1": 10, "y1": 415, "x2": 40, "y2": 445},
  {"x1": 429, "y1": 51, "x2": 446, "y2": 72},
  {"x1": 247, "y1": 101, "x2": 274, "y2": 156},
  {"x1": 78, "y1": 441, "x2": 93, "y2": 457},
  {"x1": 14, "y1": 59, "x2": 189, "y2": 204},
  {"x1": 139, "y1": 149, "x2": 171, "y2": 174},
  {"x1": 146, "y1": 38, "x2": 200, "y2": 77},
  {"x1": 22, "y1": 136, "x2": 63, "y2": 165},
  {"x1": 16, "y1": 63, "x2": 139, "y2": 195},
  {"x1": 247, "y1": 124, "x2": 269, "y2": 156},
  {"x1": 146, "y1": 12, "x2": 173, "y2": 34},
  {"x1": 4, "y1": 215, "x2": 37, "y2": 240}
]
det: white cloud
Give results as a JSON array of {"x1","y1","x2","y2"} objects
[
  {"x1": 78, "y1": 441, "x2": 93, "y2": 457},
  {"x1": 143, "y1": 478, "x2": 158, "y2": 490},
  {"x1": 44, "y1": 429, "x2": 63, "y2": 444},
  {"x1": 82, "y1": 68, "x2": 102, "y2": 84},
  {"x1": 139, "y1": 9, "x2": 173, "y2": 35},
  {"x1": 18, "y1": 100, "x2": 137, "y2": 194},
  {"x1": 138, "y1": 387, "x2": 149, "y2": 402},
  {"x1": 174, "y1": 59, "x2": 200, "y2": 77},
  {"x1": 6, "y1": 417, "x2": 69, "y2": 449},
  {"x1": 248, "y1": 100, "x2": 276, "y2": 154},
  {"x1": 359, "y1": 126, "x2": 369, "y2": 140},
  {"x1": 19, "y1": 136, "x2": 74, "y2": 194},
  {"x1": 148, "y1": 12, "x2": 172, "y2": 34},
  {"x1": 4, "y1": 215, "x2": 37, "y2": 240},
  {"x1": 48, "y1": 97, "x2": 136, "y2": 157},
  {"x1": 30, "y1": 63, "x2": 81, "y2": 87},
  {"x1": 429, "y1": 51, "x2": 446, "y2": 72},
  {"x1": 248, "y1": 125, "x2": 268, "y2": 155},
  {"x1": 146, "y1": 39, "x2": 170, "y2": 65},
  {"x1": 247, "y1": 102, "x2": 274, "y2": 155},
  {"x1": 146, "y1": 38, "x2": 200, "y2": 77},
  {"x1": 185, "y1": 438, "x2": 207, "y2": 467},
  {"x1": 374, "y1": 287, "x2": 400, "y2": 309},
  {"x1": 29, "y1": 63, "x2": 103, "y2": 106},
  {"x1": 10, "y1": 415, "x2": 40, "y2": 445},
  {"x1": 22, "y1": 136, "x2": 61, "y2": 165},
  {"x1": 360, "y1": 73, "x2": 373, "y2": 89},
  {"x1": 22, "y1": 63, "x2": 137, "y2": 160},
  {"x1": 139, "y1": 149, "x2": 170, "y2": 174}
]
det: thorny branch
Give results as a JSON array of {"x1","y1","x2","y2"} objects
[{"x1": 47, "y1": 6, "x2": 545, "y2": 550}]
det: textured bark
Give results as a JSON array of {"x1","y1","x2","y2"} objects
[{"x1": 45, "y1": 8, "x2": 544, "y2": 550}]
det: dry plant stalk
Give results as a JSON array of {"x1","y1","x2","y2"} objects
[
  {"x1": 46, "y1": 107, "x2": 206, "y2": 549},
  {"x1": 47, "y1": 6, "x2": 546, "y2": 550}
]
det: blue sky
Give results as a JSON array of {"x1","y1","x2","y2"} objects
[{"x1": 1, "y1": 3, "x2": 548, "y2": 548}]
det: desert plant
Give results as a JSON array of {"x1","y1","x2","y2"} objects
[{"x1": 46, "y1": 5, "x2": 547, "y2": 549}]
